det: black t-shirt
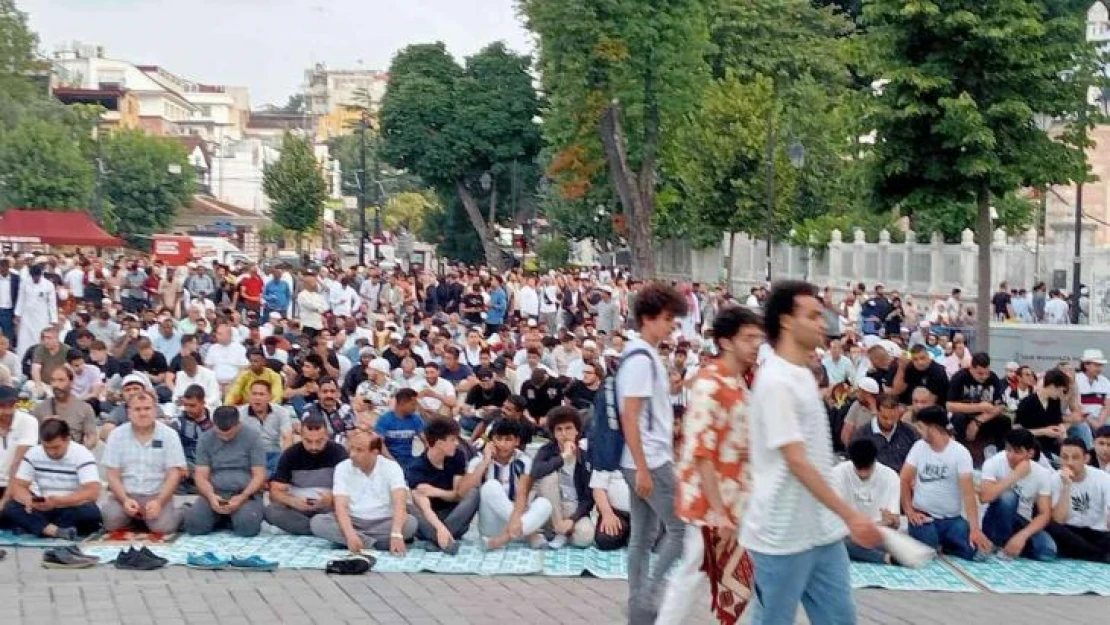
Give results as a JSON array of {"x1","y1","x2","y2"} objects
[
  {"x1": 272, "y1": 441, "x2": 348, "y2": 488},
  {"x1": 565, "y1": 380, "x2": 598, "y2": 411},
  {"x1": 132, "y1": 351, "x2": 169, "y2": 377},
  {"x1": 405, "y1": 448, "x2": 468, "y2": 512},
  {"x1": 462, "y1": 293, "x2": 485, "y2": 324},
  {"x1": 1015, "y1": 393, "x2": 1064, "y2": 457},
  {"x1": 992, "y1": 291, "x2": 1011, "y2": 317},
  {"x1": 384, "y1": 348, "x2": 423, "y2": 371},
  {"x1": 521, "y1": 378, "x2": 565, "y2": 419},
  {"x1": 465, "y1": 382, "x2": 511, "y2": 411},
  {"x1": 866, "y1": 365, "x2": 898, "y2": 393},
  {"x1": 948, "y1": 369, "x2": 1003, "y2": 409},
  {"x1": 900, "y1": 361, "x2": 950, "y2": 407},
  {"x1": 92, "y1": 355, "x2": 126, "y2": 379}
]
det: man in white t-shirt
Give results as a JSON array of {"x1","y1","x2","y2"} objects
[
  {"x1": 309, "y1": 429, "x2": 417, "y2": 555},
  {"x1": 979, "y1": 429, "x2": 1056, "y2": 560},
  {"x1": 412, "y1": 363, "x2": 456, "y2": 418},
  {"x1": 1047, "y1": 437, "x2": 1110, "y2": 562},
  {"x1": 204, "y1": 323, "x2": 248, "y2": 386},
  {"x1": 740, "y1": 281, "x2": 880, "y2": 625},
  {"x1": 0, "y1": 386, "x2": 38, "y2": 504},
  {"x1": 616, "y1": 283, "x2": 688, "y2": 624},
  {"x1": 832, "y1": 439, "x2": 901, "y2": 564},
  {"x1": 902, "y1": 406, "x2": 992, "y2": 560}
]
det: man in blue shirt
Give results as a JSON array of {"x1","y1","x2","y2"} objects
[
  {"x1": 486, "y1": 276, "x2": 508, "y2": 336},
  {"x1": 263, "y1": 267, "x2": 292, "y2": 319},
  {"x1": 374, "y1": 388, "x2": 426, "y2": 473}
]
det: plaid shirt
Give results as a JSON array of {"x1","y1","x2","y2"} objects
[{"x1": 103, "y1": 421, "x2": 187, "y2": 495}]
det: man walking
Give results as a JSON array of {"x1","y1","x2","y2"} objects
[
  {"x1": 741, "y1": 281, "x2": 881, "y2": 625},
  {"x1": 617, "y1": 282, "x2": 687, "y2": 623}
]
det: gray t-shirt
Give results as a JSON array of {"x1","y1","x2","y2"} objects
[
  {"x1": 239, "y1": 404, "x2": 293, "y2": 453},
  {"x1": 195, "y1": 427, "x2": 266, "y2": 495}
]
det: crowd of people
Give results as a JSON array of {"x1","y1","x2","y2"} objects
[{"x1": 0, "y1": 251, "x2": 1107, "y2": 625}]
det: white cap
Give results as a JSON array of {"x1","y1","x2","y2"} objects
[
  {"x1": 1081, "y1": 349, "x2": 1107, "y2": 364},
  {"x1": 857, "y1": 377, "x2": 880, "y2": 395},
  {"x1": 583, "y1": 340, "x2": 598, "y2": 350},
  {"x1": 121, "y1": 373, "x2": 153, "y2": 390},
  {"x1": 1005, "y1": 361, "x2": 1020, "y2": 371},
  {"x1": 389, "y1": 332, "x2": 403, "y2": 342},
  {"x1": 369, "y1": 358, "x2": 391, "y2": 375}
]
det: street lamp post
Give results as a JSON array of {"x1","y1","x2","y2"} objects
[
  {"x1": 358, "y1": 113, "x2": 369, "y2": 266},
  {"x1": 763, "y1": 127, "x2": 806, "y2": 283}
]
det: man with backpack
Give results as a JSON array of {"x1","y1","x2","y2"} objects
[{"x1": 589, "y1": 282, "x2": 687, "y2": 624}]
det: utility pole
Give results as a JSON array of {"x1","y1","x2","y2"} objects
[
  {"x1": 358, "y1": 112, "x2": 368, "y2": 267},
  {"x1": 371, "y1": 123, "x2": 382, "y2": 262},
  {"x1": 763, "y1": 112, "x2": 776, "y2": 284}
]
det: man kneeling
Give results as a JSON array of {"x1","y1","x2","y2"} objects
[
  {"x1": 532, "y1": 406, "x2": 595, "y2": 549},
  {"x1": 407, "y1": 417, "x2": 479, "y2": 554},
  {"x1": 183, "y1": 406, "x2": 267, "y2": 537},
  {"x1": 832, "y1": 438, "x2": 901, "y2": 564},
  {"x1": 101, "y1": 390, "x2": 186, "y2": 534},
  {"x1": 264, "y1": 415, "x2": 348, "y2": 535},
  {"x1": 311, "y1": 430, "x2": 417, "y2": 555}
]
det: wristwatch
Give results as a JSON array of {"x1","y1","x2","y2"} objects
[{"x1": 390, "y1": 532, "x2": 404, "y2": 539}]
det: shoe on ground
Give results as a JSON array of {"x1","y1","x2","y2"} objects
[
  {"x1": 325, "y1": 554, "x2": 375, "y2": 575},
  {"x1": 115, "y1": 547, "x2": 167, "y2": 571},
  {"x1": 61, "y1": 545, "x2": 99, "y2": 564},
  {"x1": 228, "y1": 555, "x2": 278, "y2": 572},
  {"x1": 42, "y1": 548, "x2": 98, "y2": 569},
  {"x1": 185, "y1": 551, "x2": 228, "y2": 570},
  {"x1": 139, "y1": 546, "x2": 168, "y2": 566}
]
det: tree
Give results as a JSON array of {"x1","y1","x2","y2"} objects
[
  {"x1": 277, "y1": 93, "x2": 306, "y2": 115},
  {"x1": 0, "y1": 117, "x2": 94, "y2": 210},
  {"x1": 520, "y1": 0, "x2": 711, "y2": 278},
  {"x1": 382, "y1": 191, "x2": 438, "y2": 233},
  {"x1": 864, "y1": 0, "x2": 1096, "y2": 350},
  {"x1": 100, "y1": 130, "x2": 194, "y2": 247},
  {"x1": 0, "y1": 0, "x2": 40, "y2": 106},
  {"x1": 263, "y1": 132, "x2": 328, "y2": 252},
  {"x1": 379, "y1": 42, "x2": 542, "y2": 270}
]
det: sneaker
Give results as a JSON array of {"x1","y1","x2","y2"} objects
[
  {"x1": 228, "y1": 555, "x2": 278, "y2": 572},
  {"x1": 325, "y1": 554, "x2": 375, "y2": 575},
  {"x1": 115, "y1": 547, "x2": 166, "y2": 571},
  {"x1": 186, "y1": 552, "x2": 229, "y2": 570},
  {"x1": 61, "y1": 545, "x2": 99, "y2": 565},
  {"x1": 139, "y1": 547, "x2": 168, "y2": 567},
  {"x1": 547, "y1": 535, "x2": 568, "y2": 550},
  {"x1": 42, "y1": 547, "x2": 98, "y2": 569}
]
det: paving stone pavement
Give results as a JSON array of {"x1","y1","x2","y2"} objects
[{"x1": 1, "y1": 547, "x2": 1107, "y2": 625}]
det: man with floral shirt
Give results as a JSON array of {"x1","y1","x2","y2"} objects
[{"x1": 661, "y1": 305, "x2": 762, "y2": 625}]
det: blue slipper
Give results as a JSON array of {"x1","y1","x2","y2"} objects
[
  {"x1": 228, "y1": 555, "x2": 278, "y2": 571},
  {"x1": 186, "y1": 551, "x2": 228, "y2": 570}
]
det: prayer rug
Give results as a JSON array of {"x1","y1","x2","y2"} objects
[
  {"x1": 848, "y1": 559, "x2": 978, "y2": 593},
  {"x1": 83, "y1": 529, "x2": 179, "y2": 547},
  {"x1": 0, "y1": 530, "x2": 75, "y2": 548},
  {"x1": 947, "y1": 556, "x2": 1110, "y2": 595}
]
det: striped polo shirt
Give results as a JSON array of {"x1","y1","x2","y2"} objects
[{"x1": 15, "y1": 442, "x2": 99, "y2": 497}]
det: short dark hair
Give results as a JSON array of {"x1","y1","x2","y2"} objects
[
  {"x1": 710, "y1": 305, "x2": 762, "y2": 350},
  {"x1": 763, "y1": 281, "x2": 818, "y2": 345},
  {"x1": 66, "y1": 348, "x2": 85, "y2": 362},
  {"x1": 909, "y1": 344, "x2": 927, "y2": 356},
  {"x1": 490, "y1": 418, "x2": 523, "y2": 440},
  {"x1": 183, "y1": 384, "x2": 206, "y2": 401},
  {"x1": 395, "y1": 388, "x2": 418, "y2": 403},
  {"x1": 250, "y1": 379, "x2": 273, "y2": 393},
  {"x1": 1096, "y1": 425, "x2": 1110, "y2": 440},
  {"x1": 1060, "y1": 436, "x2": 1088, "y2": 453},
  {"x1": 247, "y1": 347, "x2": 265, "y2": 359},
  {"x1": 317, "y1": 375, "x2": 339, "y2": 389},
  {"x1": 424, "y1": 417, "x2": 460, "y2": 445},
  {"x1": 877, "y1": 393, "x2": 899, "y2": 410},
  {"x1": 506, "y1": 395, "x2": 527, "y2": 412},
  {"x1": 915, "y1": 405, "x2": 948, "y2": 430},
  {"x1": 545, "y1": 406, "x2": 582, "y2": 435},
  {"x1": 1005, "y1": 428, "x2": 1037, "y2": 452},
  {"x1": 40, "y1": 418, "x2": 71, "y2": 442},
  {"x1": 1043, "y1": 368, "x2": 1069, "y2": 390},
  {"x1": 970, "y1": 352, "x2": 991, "y2": 369},
  {"x1": 301, "y1": 415, "x2": 327, "y2": 431},
  {"x1": 632, "y1": 282, "x2": 687, "y2": 325},
  {"x1": 848, "y1": 438, "x2": 878, "y2": 470}
]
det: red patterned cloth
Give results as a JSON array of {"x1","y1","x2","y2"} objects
[{"x1": 700, "y1": 526, "x2": 754, "y2": 625}]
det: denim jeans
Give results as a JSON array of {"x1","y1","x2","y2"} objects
[
  {"x1": 908, "y1": 516, "x2": 977, "y2": 560},
  {"x1": 982, "y1": 490, "x2": 1057, "y2": 561},
  {"x1": 749, "y1": 541, "x2": 855, "y2": 625},
  {"x1": 1070, "y1": 422, "x2": 1095, "y2": 450},
  {"x1": 620, "y1": 463, "x2": 685, "y2": 623},
  {"x1": 844, "y1": 537, "x2": 888, "y2": 564}
]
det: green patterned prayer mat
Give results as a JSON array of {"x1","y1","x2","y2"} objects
[
  {"x1": 849, "y1": 559, "x2": 978, "y2": 593},
  {"x1": 947, "y1": 556, "x2": 1110, "y2": 595},
  {"x1": 0, "y1": 530, "x2": 75, "y2": 548}
]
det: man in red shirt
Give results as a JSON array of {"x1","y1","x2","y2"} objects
[{"x1": 238, "y1": 265, "x2": 264, "y2": 313}]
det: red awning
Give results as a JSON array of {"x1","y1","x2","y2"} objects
[{"x1": 0, "y1": 209, "x2": 123, "y2": 247}]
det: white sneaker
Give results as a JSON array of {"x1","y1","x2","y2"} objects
[{"x1": 547, "y1": 535, "x2": 568, "y2": 550}]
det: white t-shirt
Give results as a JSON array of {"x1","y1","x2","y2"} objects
[
  {"x1": 1075, "y1": 373, "x2": 1110, "y2": 421},
  {"x1": 413, "y1": 377, "x2": 455, "y2": 412},
  {"x1": 16, "y1": 442, "x2": 99, "y2": 497},
  {"x1": 904, "y1": 438, "x2": 973, "y2": 519},
  {"x1": 981, "y1": 452, "x2": 1052, "y2": 521},
  {"x1": 831, "y1": 460, "x2": 900, "y2": 523},
  {"x1": 205, "y1": 342, "x2": 248, "y2": 385},
  {"x1": 332, "y1": 456, "x2": 407, "y2": 521},
  {"x1": 740, "y1": 353, "x2": 847, "y2": 555},
  {"x1": 589, "y1": 469, "x2": 631, "y2": 513},
  {"x1": 616, "y1": 339, "x2": 674, "y2": 471},
  {"x1": 1051, "y1": 467, "x2": 1110, "y2": 530},
  {"x1": 0, "y1": 410, "x2": 39, "y2": 486}
]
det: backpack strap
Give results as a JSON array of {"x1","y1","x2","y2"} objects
[{"x1": 615, "y1": 347, "x2": 659, "y2": 431}]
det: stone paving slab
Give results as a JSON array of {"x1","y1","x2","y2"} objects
[{"x1": 2, "y1": 547, "x2": 1108, "y2": 625}]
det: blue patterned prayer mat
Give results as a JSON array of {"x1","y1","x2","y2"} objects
[
  {"x1": 947, "y1": 556, "x2": 1110, "y2": 595},
  {"x1": 849, "y1": 559, "x2": 978, "y2": 593},
  {"x1": 0, "y1": 530, "x2": 75, "y2": 548}
]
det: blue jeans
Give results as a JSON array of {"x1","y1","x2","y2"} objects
[
  {"x1": 0, "y1": 308, "x2": 13, "y2": 344},
  {"x1": 749, "y1": 541, "x2": 855, "y2": 625},
  {"x1": 844, "y1": 537, "x2": 888, "y2": 564},
  {"x1": 265, "y1": 451, "x2": 281, "y2": 478},
  {"x1": 982, "y1": 490, "x2": 1057, "y2": 561},
  {"x1": 908, "y1": 516, "x2": 977, "y2": 560},
  {"x1": 1070, "y1": 422, "x2": 1095, "y2": 450}
]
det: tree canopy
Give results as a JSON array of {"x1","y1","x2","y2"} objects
[
  {"x1": 263, "y1": 132, "x2": 328, "y2": 250},
  {"x1": 100, "y1": 130, "x2": 194, "y2": 247}
]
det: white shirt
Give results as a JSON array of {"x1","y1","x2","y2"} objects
[
  {"x1": 617, "y1": 339, "x2": 674, "y2": 471},
  {"x1": 413, "y1": 377, "x2": 455, "y2": 413},
  {"x1": 16, "y1": 442, "x2": 99, "y2": 497},
  {"x1": 981, "y1": 451, "x2": 1052, "y2": 521},
  {"x1": 332, "y1": 456, "x2": 407, "y2": 520},
  {"x1": 518, "y1": 286, "x2": 540, "y2": 317},
  {"x1": 831, "y1": 460, "x2": 900, "y2": 523},
  {"x1": 0, "y1": 410, "x2": 38, "y2": 486},
  {"x1": 1051, "y1": 467, "x2": 1110, "y2": 530},
  {"x1": 904, "y1": 438, "x2": 973, "y2": 519},
  {"x1": 64, "y1": 267, "x2": 85, "y2": 299},
  {"x1": 205, "y1": 342, "x2": 248, "y2": 385},
  {"x1": 1076, "y1": 373, "x2": 1110, "y2": 421},
  {"x1": 173, "y1": 365, "x2": 222, "y2": 411},
  {"x1": 741, "y1": 353, "x2": 847, "y2": 555},
  {"x1": 1044, "y1": 298, "x2": 1069, "y2": 324},
  {"x1": 297, "y1": 289, "x2": 328, "y2": 330},
  {"x1": 102, "y1": 422, "x2": 187, "y2": 495},
  {"x1": 589, "y1": 469, "x2": 630, "y2": 513},
  {"x1": 539, "y1": 285, "x2": 559, "y2": 314}
]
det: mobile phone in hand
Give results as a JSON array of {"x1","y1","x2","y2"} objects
[
  {"x1": 306, "y1": 498, "x2": 318, "y2": 506},
  {"x1": 32, "y1": 496, "x2": 45, "y2": 503},
  {"x1": 218, "y1": 499, "x2": 229, "y2": 506}
]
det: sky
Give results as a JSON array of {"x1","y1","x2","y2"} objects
[{"x1": 18, "y1": 0, "x2": 535, "y2": 106}]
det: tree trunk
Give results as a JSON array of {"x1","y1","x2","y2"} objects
[
  {"x1": 599, "y1": 100, "x2": 655, "y2": 280},
  {"x1": 975, "y1": 186, "x2": 992, "y2": 353},
  {"x1": 456, "y1": 180, "x2": 504, "y2": 272}
]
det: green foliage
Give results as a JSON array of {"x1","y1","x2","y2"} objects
[
  {"x1": 277, "y1": 93, "x2": 306, "y2": 114},
  {"x1": 419, "y1": 195, "x2": 484, "y2": 265},
  {"x1": 536, "y1": 237, "x2": 570, "y2": 270},
  {"x1": 100, "y1": 130, "x2": 194, "y2": 247},
  {"x1": 0, "y1": 0, "x2": 40, "y2": 107},
  {"x1": 263, "y1": 132, "x2": 328, "y2": 237},
  {"x1": 0, "y1": 117, "x2": 94, "y2": 210},
  {"x1": 789, "y1": 209, "x2": 900, "y2": 247},
  {"x1": 382, "y1": 190, "x2": 440, "y2": 233}
]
